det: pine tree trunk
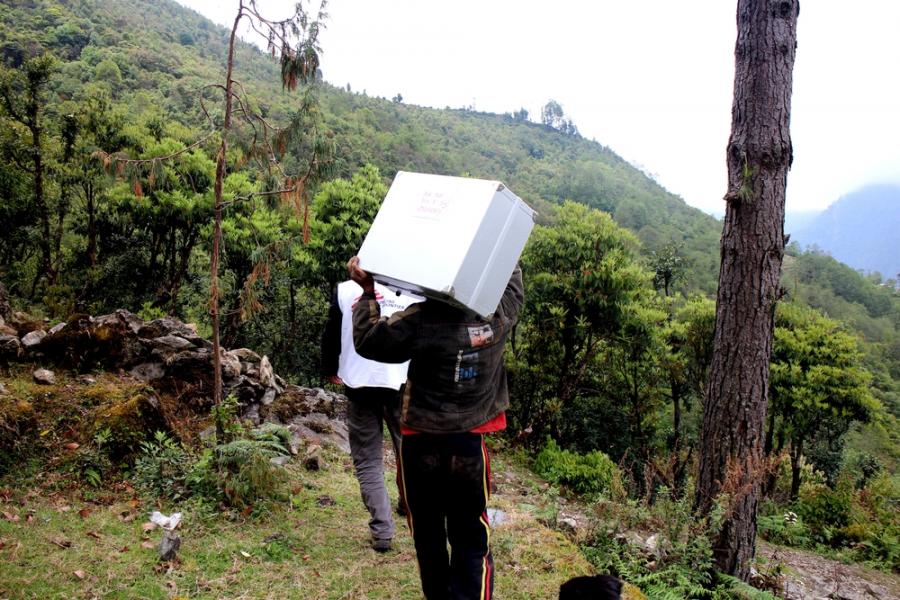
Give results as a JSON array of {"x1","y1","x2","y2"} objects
[{"x1": 695, "y1": 0, "x2": 799, "y2": 580}]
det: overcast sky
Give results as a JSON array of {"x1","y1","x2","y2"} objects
[{"x1": 176, "y1": 0, "x2": 900, "y2": 216}]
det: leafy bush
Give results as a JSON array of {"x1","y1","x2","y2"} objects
[
  {"x1": 796, "y1": 476, "x2": 854, "y2": 545},
  {"x1": 533, "y1": 438, "x2": 621, "y2": 497},
  {"x1": 756, "y1": 513, "x2": 811, "y2": 548},
  {"x1": 133, "y1": 430, "x2": 189, "y2": 500},
  {"x1": 186, "y1": 424, "x2": 293, "y2": 510},
  {"x1": 582, "y1": 489, "x2": 776, "y2": 599}
]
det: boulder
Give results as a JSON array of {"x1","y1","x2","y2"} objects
[
  {"x1": 146, "y1": 335, "x2": 195, "y2": 353},
  {"x1": 258, "y1": 355, "x2": 276, "y2": 389},
  {"x1": 129, "y1": 362, "x2": 166, "y2": 381},
  {"x1": 0, "y1": 334, "x2": 22, "y2": 360},
  {"x1": 138, "y1": 317, "x2": 196, "y2": 340},
  {"x1": 231, "y1": 348, "x2": 261, "y2": 363},
  {"x1": 48, "y1": 322, "x2": 66, "y2": 336},
  {"x1": 33, "y1": 368, "x2": 56, "y2": 385},
  {"x1": 220, "y1": 350, "x2": 241, "y2": 381},
  {"x1": 21, "y1": 329, "x2": 47, "y2": 349},
  {"x1": 302, "y1": 444, "x2": 325, "y2": 471},
  {"x1": 40, "y1": 313, "x2": 141, "y2": 370},
  {"x1": 288, "y1": 413, "x2": 349, "y2": 453}
]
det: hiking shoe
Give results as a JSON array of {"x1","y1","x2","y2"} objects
[{"x1": 372, "y1": 538, "x2": 392, "y2": 553}]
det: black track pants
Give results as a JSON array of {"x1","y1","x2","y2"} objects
[{"x1": 399, "y1": 432, "x2": 493, "y2": 600}]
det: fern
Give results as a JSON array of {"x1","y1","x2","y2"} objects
[{"x1": 716, "y1": 574, "x2": 780, "y2": 600}]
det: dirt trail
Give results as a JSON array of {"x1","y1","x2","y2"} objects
[{"x1": 757, "y1": 542, "x2": 899, "y2": 600}]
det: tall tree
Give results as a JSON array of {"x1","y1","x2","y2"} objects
[
  {"x1": 768, "y1": 302, "x2": 877, "y2": 499},
  {"x1": 99, "y1": 0, "x2": 329, "y2": 439},
  {"x1": 0, "y1": 54, "x2": 57, "y2": 294},
  {"x1": 695, "y1": 0, "x2": 800, "y2": 580}
]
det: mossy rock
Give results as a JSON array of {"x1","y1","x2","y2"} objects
[
  {"x1": 262, "y1": 387, "x2": 314, "y2": 423},
  {"x1": 84, "y1": 385, "x2": 166, "y2": 461},
  {"x1": 0, "y1": 396, "x2": 36, "y2": 453}
]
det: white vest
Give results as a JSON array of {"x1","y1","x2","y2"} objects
[{"x1": 336, "y1": 280, "x2": 420, "y2": 390}]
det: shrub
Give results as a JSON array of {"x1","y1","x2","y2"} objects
[
  {"x1": 133, "y1": 431, "x2": 189, "y2": 500},
  {"x1": 757, "y1": 513, "x2": 811, "y2": 548},
  {"x1": 187, "y1": 424, "x2": 293, "y2": 511},
  {"x1": 796, "y1": 476, "x2": 854, "y2": 545},
  {"x1": 533, "y1": 438, "x2": 621, "y2": 497}
]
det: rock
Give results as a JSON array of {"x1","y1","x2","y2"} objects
[
  {"x1": 76, "y1": 375, "x2": 96, "y2": 385},
  {"x1": 270, "y1": 455, "x2": 290, "y2": 467},
  {"x1": 129, "y1": 362, "x2": 166, "y2": 381},
  {"x1": 48, "y1": 322, "x2": 66, "y2": 335},
  {"x1": 138, "y1": 317, "x2": 195, "y2": 340},
  {"x1": 644, "y1": 533, "x2": 660, "y2": 555},
  {"x1": 486, "y1": 508, "x2": 508, "y2": 526},
  {"x1": 258, "y1": 356, "x2": 276, "y2": 389},
  {"x1": 33, "y1": 368, "x2": 56, "y2": 385},
  {"x1": 198, "y1": 425, "x2": 217, "y2": 443},
  {"x1": 158, "y1": 530, "x2": 181, "y2": 561},
  {"x1": 0, "y1": 334, "x2": 22, "y2": 360},
  {"x1": 231, "y1": 348, "x2": 261, "y2": 363},
  {"x1": 289, "y1": 413, "x2": 350, "y2": 454},
  {"x1": 228, "y1": 375, "x2": 265, "y2": 405},
  {"x1": 0, "y1": 382, "x2": 7, "y2": 395},
  {"x1": 261, "y1": 388, "x2": 276, "y2": 406},
  {"x1": 557, "y1": 516, "x2": 578, "y2": 533},
  {"x1": 243, "y1": 404, "x2": 260, "y2": 425},
  {"x1": 21, "y1": 329, "x2": 47, "y2": 349},
  {"x1": 303, "y1": 445, "x2": 325, "y2": 471},
  {"x1": 147, "y1": 335, "x2": 195, "y2": 352},
  {"x1": 0, "y1": 323, "x2": 15, "y2": 336},
  {"x1": 221, "y1": 351, "x2": 241, "y2": 380}
]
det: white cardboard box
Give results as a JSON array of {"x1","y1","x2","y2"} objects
[{"x1": 358, "y1": 171, "x2": 536, "y2": 317}]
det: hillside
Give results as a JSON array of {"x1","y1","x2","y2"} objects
[
  {"x1": 0, "y1": 0, "x2": 722, "y2": 295},
  {"x1": 2, "y1": 3, "x2": 900, "y2": 593},
  {"x1": 791, "y1": 184, "x2": 900, "y2": 280}
]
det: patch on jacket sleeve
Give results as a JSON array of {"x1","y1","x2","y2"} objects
[{"x1": 467, "y1": 324, "x2": 493, "y2": 348}]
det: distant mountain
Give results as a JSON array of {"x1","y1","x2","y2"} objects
[
  {"x1": 784, "y1": 210, "x2": 822, "y2": 235},
  {"x1": 791, "y1": 185, "x2": 900, "y2": 280}
]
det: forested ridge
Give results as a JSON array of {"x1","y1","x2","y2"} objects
[{"x1": 1, "y1": 0, "x2": 899, "y2": 596}]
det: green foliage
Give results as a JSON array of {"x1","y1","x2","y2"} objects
[
  {"x1": 67, "y1": 426, "x2": 114, "y2": 488},
  {"x1": 756, "y1": 513, "x2": 812, "y2": 547},
  {"x1": 510, "y1": 201, "x2": 656, "y2": 446},
  {"x1": 307, "y1": 164, "x2": 387, "y2": 287},
  {"x1": 533, "y1": 439, "x2": 621, "y2": 497},
  {"x1": 761, "y1": 469, "x2": 900, "y2": 571},
  {"x1": 184, "y1": 424, "x2": 293, "y2": 510},
  {"x1": 769, "y1": 302, "x2": 880, "y2": 493},
  {"x1": 582, "y1": 485, "x2": 769, "y2": 599},
  {"x1": 133, "y1": 430, "x2": 189, "y2": 500}
]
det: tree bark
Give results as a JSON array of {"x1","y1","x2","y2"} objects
[
  {"x1": 695, "y1": 0, "x2": 799, "y2": 581},
  {"x1": 789, "y1": 436, "x2": 803, "y2": 501}
]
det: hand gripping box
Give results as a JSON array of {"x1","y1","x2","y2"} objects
[{"x1": 357, "y1": 171, "x2": 536, "y2": 317}]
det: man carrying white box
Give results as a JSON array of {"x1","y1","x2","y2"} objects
[{"x1": 347, "y1": 255, "x2": 523, "y2": 600}]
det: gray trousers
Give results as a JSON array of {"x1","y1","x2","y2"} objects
[{"x1": 345, "y1": 386, "x2": 403, "y2": 541}]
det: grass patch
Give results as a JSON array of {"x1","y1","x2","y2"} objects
[{"x1": 0, "y1": 381, "x2": 592, "y2": 600}]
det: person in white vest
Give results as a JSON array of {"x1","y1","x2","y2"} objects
[{"x1": 321, "y1": 279, "x2": 420, "y2": 552}]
